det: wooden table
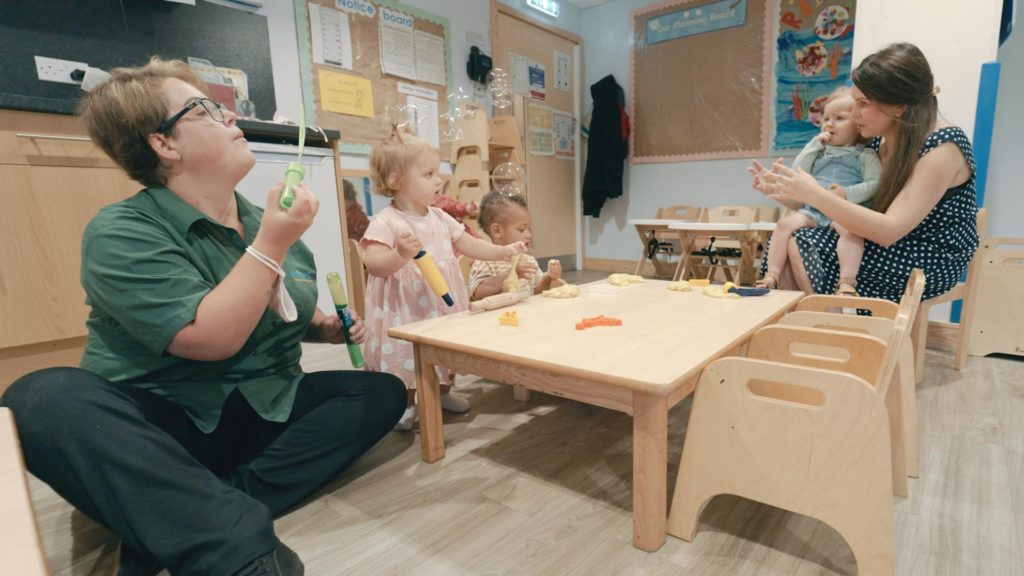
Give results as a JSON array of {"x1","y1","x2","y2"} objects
[
  {"x1": 389, "y1": 280, "x2": 803, "y2": 551},
  {"x1": 668, "y1": 222, "x2": 758, "y2": 285},
  {"x1": 627, "y1": 219, "x2": 693, "y2": 278}
]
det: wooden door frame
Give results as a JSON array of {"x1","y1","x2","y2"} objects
[{"x1": 490, "y1": 0, "x2": 585, "y2": 269}]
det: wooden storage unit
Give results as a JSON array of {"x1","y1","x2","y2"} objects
[{"x1": 0, "y1": 110, "x2": 139, "y2": 390}]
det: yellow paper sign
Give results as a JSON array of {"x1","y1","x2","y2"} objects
[{"x1": 318, "y1": 69, "x2": 374, "y2": 117}]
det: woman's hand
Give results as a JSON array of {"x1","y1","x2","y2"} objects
[
  {"x1": 748, "y1": 158, "x2": 782, "y2": 196},
  {"x1": 763, "y1": 162, "x2": 826, "y2": 206},
  {"x1": 395, "y1": 232, "x2": 422, "y2": 260},
  {"x1": 314, "y1": 308, "x2": 367, "y2": 344},
  {"x1": 252, "y1": 182, "x2": 319, "y2": 262}
]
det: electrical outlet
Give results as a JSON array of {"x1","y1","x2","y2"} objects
[{"x1": 35, "y1": 56, "x2": 88, "y2": 85}]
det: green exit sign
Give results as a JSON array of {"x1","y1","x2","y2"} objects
[{"x1": 526, "y1": 0, "x2": 560, "y2": 18}]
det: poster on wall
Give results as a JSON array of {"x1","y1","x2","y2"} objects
[{"x1": 773, "y1": 0, "x2": 858, "y2": 150}]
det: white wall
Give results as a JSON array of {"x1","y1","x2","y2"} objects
[{"x1": 580, "y1": 0, "x2": 1017, "y2": 264}]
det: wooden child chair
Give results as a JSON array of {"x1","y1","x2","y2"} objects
[
  {"x1": 668, "y1": 270, "x2": 925, "y2": 576},
  {"x1": 957, "y1": 234, "x2": 1024, "y2": 363},
  {"x1": 671, "y1": 205, "x2": 756, "y2": 284},
  {"x1": 630, "y1": 205, "x2": 702, "y2": 278},
  {"x1": 0, "y1": 408, "x2": 50, "y2": 575},
  {"x1": 911, "y1": 208, "x2": 987, "y2": 380}
]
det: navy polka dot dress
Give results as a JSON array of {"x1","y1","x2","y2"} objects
[{"x1": 762, "y1": 126, "x2": 980, "y2": 302}]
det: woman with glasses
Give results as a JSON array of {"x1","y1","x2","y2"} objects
[{"x1": 0, "y1": 58, "x2": 405, "y2": 576}]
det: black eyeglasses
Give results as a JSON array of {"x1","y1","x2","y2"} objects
[{"x1": 156, "y1": 98, "x2": 227, "y2": 134}]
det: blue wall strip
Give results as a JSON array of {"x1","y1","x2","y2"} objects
[{"x1": 951, "y1": 61, "x2": 1000, "y2": 322}]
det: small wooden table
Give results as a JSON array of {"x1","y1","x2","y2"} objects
[
  {"x1": 0, "y1": 408, "x2": 49, "y2": 575},
  {"x1": 627, "y1": 219, "x2": 693, "y2": 278},
  {"x1": 668, "y1": 222, "x2": 758, "y2": 285},
  {"x1": 389, "y1": 280, "x2": 803, "y2": 551}
]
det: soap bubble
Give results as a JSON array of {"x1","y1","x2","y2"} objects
[
  {"x1": 487, "y1": 68, "x2": 513, "y2": 113},
  {"x1": 491, "y1": 161, "x2": 526, "y2": 196}
]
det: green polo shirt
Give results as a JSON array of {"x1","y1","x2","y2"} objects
[{"x1": 79, "y1": 187, "x2": 318, "y2": 433}]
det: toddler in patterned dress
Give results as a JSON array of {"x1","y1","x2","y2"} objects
[
  {"x1": 362, "y1": 125, "x2": 526, "y2": 431},
  {"x1": 469, "y1": 191, "x2": 562, "y2": 301},
  {"x1": 750, "y1": 87, "x2": 881, "y2": 296}
]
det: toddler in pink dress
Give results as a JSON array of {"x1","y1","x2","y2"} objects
[{"x1": 362, "y1": 125, "x2": 526, "y2": 430}]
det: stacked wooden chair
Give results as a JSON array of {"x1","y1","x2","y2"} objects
[
  {"x1": 668, "y1": 269, "x2": 925, "y2": 576},
  {"x1": 672, "y1": 205, "x2": 757, "y2": 284},
  {"x1": 449, "y1": 103, "x2": 491, "y2": 218}
]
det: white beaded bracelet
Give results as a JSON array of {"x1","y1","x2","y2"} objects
[{"x1": 244, "y1": 245, "x2": 298, "y2": 323}]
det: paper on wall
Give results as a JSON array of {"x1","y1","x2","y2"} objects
[
  {"x1": 554, "y1": 50, "x2": 570, "y2": 92},
  {"x1": 414, "y1": 30, "x2": 446, "y2": 86},
  {"x1": 529, "y1": 61, "x2": 546, "y2": 101},
  {"x1": 397, "y1": 82, "x2": 437, "y2": 100},
  {"x1": 318, "y1": 69, "x2": 374, "y2": 117},
  {"x1": 527, "y1": 104, "x2": 554, "y2": 156},
  {"x1": 553, "y1": 110, "x2": 576, "y2": 158},
  {"x1": 379, "y1": 7, "x2": 417, "y2": 80},
  {"x1": 309, "y1": 3, "x2": 353, "y2": 70},
  {"x1": 406, "y1": 95, "x2": 440, "y2": 149},
  {"x1": 509, "y1": 53, "x2": 530, "y2": 96}
]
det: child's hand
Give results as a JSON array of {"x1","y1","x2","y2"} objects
[
  {"x1": 504, "y1": 242, "x2": 528, "y2": 258},
  {"x1": 516, "y1": 258, "x2": 539, "y2": 280},
  {"x1": 466, "y1": 201, "x2": 480, "y2": 218},
  {"x1": 546, "y1": 259, "x2": 563, "y2": 281},
  {"x1": 395, "y1": 232, "x2": 422, "y2": 260},
  {"x1": 828, "y1": 184, "x2": 847, "y2": 199},
  {"x1": 818, "y1": 131, "x2": 833, "y2": 145}
]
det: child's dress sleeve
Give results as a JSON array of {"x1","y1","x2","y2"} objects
[
  {"x1": 433, "y1": 207, "x2": 466, "y2": 244},
  {"x1": 361, "y1": 210, "x2": 397, "y2": 250},
  {"x1": 843, "y1": 148, "x2": 882, "y2": 205}
]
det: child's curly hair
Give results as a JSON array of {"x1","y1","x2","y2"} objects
[
  {"x1": 477, "y1": 191, "x2": 528, "y2": 238},
  {"x1": 369, "y1": 123, "x2": 436, "y2": 198}
]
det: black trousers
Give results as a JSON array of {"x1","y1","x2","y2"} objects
[{"x1": 1, "y1": 367, "x2": 406, "y2": 575}]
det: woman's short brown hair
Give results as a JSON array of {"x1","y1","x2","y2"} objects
[{"x1": 79, "y1": 57, "x2": 208, "y2": 188}]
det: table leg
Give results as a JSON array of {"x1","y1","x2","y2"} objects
[
  {"x1": 415, "y1": 344, "x2": 445, "y2": 462},
  {"x1": 632, "y1": 391, "x2": 668, "y2": 551}
]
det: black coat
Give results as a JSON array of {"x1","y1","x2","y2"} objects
[{"x1": 582, "y1": 75, "x2": 628, "y2": 217}]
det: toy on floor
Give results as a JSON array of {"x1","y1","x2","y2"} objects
[
  {"x1": 687, "y1": 279, "x2": 711, "y2": 287},
  {"x1": 499, "y1": 310, "x2": 519, "y2": 326},
  {"x1": 607, "y1": 273, "x2": 646, "y2": 286},
  {"x1": 666, "y1": 280, "x2": 692, "y2": 291},
  {"x1": 542, "y1": 283, "x2": 580, "y2": 298},
  {"x1": 575, "y1": 315, "x2": 623, "y2": 330},
  {"x1": 470, "y1": 290, "x2": 525, "y2": 313}
]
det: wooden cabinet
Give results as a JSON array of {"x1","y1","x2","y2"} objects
[{"x1": 0, "y1": 110, "x2": 139, "y2": 389}]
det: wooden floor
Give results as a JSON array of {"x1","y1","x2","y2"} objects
[{"x1": 27, "y1": 271, "x2": 1024, "y2": 575}]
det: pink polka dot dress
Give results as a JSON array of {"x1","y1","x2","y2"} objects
[{"x1": 360, "y1": 205, "x2": 469, "y2": 389}]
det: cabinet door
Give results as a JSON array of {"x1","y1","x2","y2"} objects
[{"x1": 0, "y1": 165, "x2": 138, "y2": 348}]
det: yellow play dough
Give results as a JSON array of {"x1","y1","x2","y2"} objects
[
  {"x1": 502, "y1": 254, "x2": 521, "y2": 293},
  {"x1": 607, "y1": 273, "x2": 645, "y2": 286},
  {"x1": 702, "y1": 285, "x2": 740, "y2": 299},
  {"x1": 542, "y1": 283, "x2": 580, "y2": 298},
  {"x1": 666, "y1": 280, "x2": 692, "y2": 291}
]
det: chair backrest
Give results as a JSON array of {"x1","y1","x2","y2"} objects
[
  {"x1": 754, "y1": 205, "x2": 780, "y2": 223},
  {"x1": 346, "y1": 239, "x2": 367, "y2": 319},
  {"x1": 875, "y1": 268, "x2": 925, "y2": 389},
  {"x1": 657, "y1": 205, "x2": 702, "y2": 221},
  {"x1": 703, "y1": 205, "x2": 756, "y2": 224}
]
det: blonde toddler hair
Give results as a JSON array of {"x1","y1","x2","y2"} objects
[{"x1": 369, "y1": 123, "x2": 437, "y2": 198}]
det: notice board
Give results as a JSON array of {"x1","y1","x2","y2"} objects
[
  {"x1": 294, "y1": 0, "x2": 452, "y2": 154},
  {"x1": 629, "y1": 0, "x2": 772, "y2": 163}
]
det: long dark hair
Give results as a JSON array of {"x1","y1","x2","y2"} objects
[{"x1": 852, "y1": 43, "x2": 938, "y2": 212}]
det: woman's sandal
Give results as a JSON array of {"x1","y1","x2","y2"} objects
[
  {"x1": 754, "y1": 271, "x2": 780, "y2": 290},
  {"x1": 835, "y1": 276, "x2": 860, "y2": 297}
]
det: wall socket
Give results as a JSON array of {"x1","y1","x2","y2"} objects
[{"x1": 35, "y1": 56, "x2": 88, "y2": 85}]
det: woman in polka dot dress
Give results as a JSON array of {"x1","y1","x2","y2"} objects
[
  {"x1": 754, "y1": 42, "x2": 979, "y2": 302},
  {"x1": 362, "y1": 126, "x2": 526, "y2": 430}
]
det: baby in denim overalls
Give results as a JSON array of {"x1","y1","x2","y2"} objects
[{"x1": 755, "y1": 88, "x2": 880, "y2": 296}]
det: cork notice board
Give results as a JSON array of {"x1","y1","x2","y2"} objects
[
  {"x1": 629, "y1": 0, "x2": 772, "y2": 163},
  {"x1": 294, "y1": 0, "x2": 452, "y2": 154}
]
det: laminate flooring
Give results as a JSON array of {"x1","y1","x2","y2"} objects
[{"x1": 26, "y1": 271, "x2": 1024, "y2": 575}]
